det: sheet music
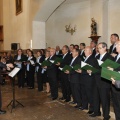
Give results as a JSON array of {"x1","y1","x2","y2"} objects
[
  {"x1": 97, "y1": 59, "x2": 103, "y2": 66},
  {"x1": 39, "y1": 63, "x2": 41, "y2": 65},
  {"x1": 8, "y1": 67, "x2": 20, "y2": 78},
  {"x1": 81, "y1": 61, "x2": 92, "y2": 67},
  {"x1": 59, "y1": 67, "x2": 63, "y2": 71},
  {"x1": 30, "y1": 60, "x2": 35, "y2": 65},
  {"x1": 49, "y1": 60, "x2": 54, "y2": 63},
  {"x1": 81, "y1": 61, "x2": 87, "y2": 68}
]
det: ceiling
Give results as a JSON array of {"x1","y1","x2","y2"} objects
[
  {"x1": 34, "y1": 0, "x2": 89, "y2": 21},
  {"x1": 65, "y1": 0, "x2": 89, "y2": 4}
]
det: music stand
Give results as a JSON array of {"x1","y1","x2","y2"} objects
[{"x1": 7, "y1": 67, "x2": 24, "y2": 112}]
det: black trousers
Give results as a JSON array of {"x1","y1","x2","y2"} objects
[
  {"x1": 112, "y1": 90, "x2": 120, "y2": 120},
  {"x1": 37, "y1": 72, "x2": 43, "y2": 91},
  {"x1": 81, "y1": 85, "x2": 94, "y2": 111},
  {"x1": 93, "y1": 86, "x2": 110, "y2": 119},
  {"x1": 17, "y1": 69, "x2": 25, "y2": 87},
  {"x1": 26, "y1": 71, "x2": 35, "y2": 88},
  {"x1": 0, "y1": 87, "x2": 2, "y2": 109},
  {"x1": 61, "y1": 73, "x2": 71, "y2": 100},
  {"x1": 48, "y1": 76, "x2": 58, "y2": 98},
  {"x1": 70, "y1": 82, "x2": 82, "y2": 106}
]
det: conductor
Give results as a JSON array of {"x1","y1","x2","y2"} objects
[{"x1": 0, "y1": 63, "x2": 14, "y2": 114}]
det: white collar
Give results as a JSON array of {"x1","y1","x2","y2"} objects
[
  {"x1": 63, "y1": 52, "x2": 68, "y2": 57},
  {"x1": 100, "y1": 52, "x2": 107, "y2": 57}
]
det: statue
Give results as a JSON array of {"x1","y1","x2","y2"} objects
[{"x1": 91, "y1": 18, "x2": 97, "y2": 36}]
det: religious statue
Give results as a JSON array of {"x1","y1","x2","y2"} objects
[{"x1": 91, "y1": 18, "x2": 97, "y2": 36}]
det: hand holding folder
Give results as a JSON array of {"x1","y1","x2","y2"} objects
[
  {"x1": 62, "y1": 65, "x2": 73, "y2": 72},
  {"x1": 41, "y1": 61, "x2": 51, "y2": 67},
  {"x1": 81, "y1": 61, "x2": 98, "y2": 73},
  {"x1": 54, "y1": 57, "x2": 63, "y2": 64},
  {"x1": 73, "y1": 64, "x2": 81, "y2": 70},
  {"x1": 101, "y1": 59, "x2": 120, "y2": 69},
  {"x1": 101, "y1": 67, "x2": 120, "y2": 81}
]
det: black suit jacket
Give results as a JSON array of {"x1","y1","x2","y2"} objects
[
  {"x1": 0, "y1": 62, "x2": 7, "y2": 83},
  {"x1": 36, "y1": 55, "x2": 45, "y2": 72},
  {"x1": 69, "y1": 56, "x2": 82, "y2": 83},
  {"x1": 109, "y1": 44, "x2": 118, "y2": 54},
  {"x1": 79, "y1": 50, "x2": 85, "y2": 61},
  {"x1": 60, "y1": 53, "x2": 72, "y2": 79},
  {"x1": 92, "y1": 48, "x2": 96, "y2": 57},
  {"x1": 56, "y1": 50, "x2": 62, "y2": 58},
  {"x1": 112, "y1": 55, "x2": 120, "y2": 93},
  {"x1": 26, "y1": 56, "x2": 36, "y2": 72},
  {"x1": 14, "y1": 54, "x2": 27, "y2": 70},
  {"x1": 97, "y1": 53, "x2": 113, "y2": 88},
  {"x1": 81, "y1": 55, "x2": 98, "y2": 87},
  {"x1": 60, "y1": 53, "x2": 72, "y2": 68},
  {"x1": 47, "y1": 55, "x2": 57, "y2": 78}
]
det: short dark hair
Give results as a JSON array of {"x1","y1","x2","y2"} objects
[
  {"x1": 37, "y1": 50, "x2": 42, "y2": 55},
  {"x1": 74, "y1": 45, "x2": 79, "y2": 49},
  {"x1": 74, "y1": 48, "x2": 80, "y2": 54},
  {"x1": 70, "y1": 44, "x2": 75, "y2": 48},
  {"x1": 99, "y1": 42, "x2": 107, "y2": 49},
  {"x1": 63, "y1": 45, "x2": 69, "y2": 51},
  {"x1": 91, "y1": 40, "x2": 97, "y2": 45},
  {"x1": 111, "y1": 33, "x2": 119, "y2": 39},
  {"x1": 80, "y1": 43, "x2": 86, "y2": 47}
]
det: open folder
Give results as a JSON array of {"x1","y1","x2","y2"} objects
[
  {"x1": 54, "y1": 57, "x2": 63, "y2": 64},
  {"x1": 41, "y1": 61, "x2": 51, "y2": 67},
  {"x1": 101, "y1": 67, "x2": 120, "y2": 81},
  {"x1": 101, "y1": 59, "x2": 120, "y2": 69},
  {"x1": 62, "y1": 65, "x2": 73, "y2": 72},
  {"x1": 81, "y1": 61, "x2": 98, "y2": 73},
  {"x1": 8, "y1": 67, "x2": 21, "y2": 78},
  {"x1": 73, "y1": 64, "x2": 81, "y2": 70}
]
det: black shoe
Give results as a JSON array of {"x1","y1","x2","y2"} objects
[
  {"x1": 89, "y1": 113, "x2": 101, "y2": 117},
  {"x1": 29, "y1": 87, "x2": 34, "y2": 89},
  {"x1": 87, "y1": 111, "x2": 94, "y2": 114},
  {"x1": 52, "y1": 97, "x2": 57, "y2": 100},
  {"x1": 0, "y1": 110, "x2": 6, "y2": 114},
  {"x1": 59, "y1": 97, "x2": 65, "y2": 100},
  {"x1": 74, "y1": 105, "x2": 81, "y2": 108},
  {"x1": 69, "y1": 101, "x2": 77, "y2": 104},
  {"x1": 48, "y1": 95, "x2": 52, "y2": 98},
  {"x1": 79, "y1": 107, "x2": 88, "y2": 110},
  {"x1": 65, "y1": 99, "x2": 70, "y2": 102},
  {"x1": 103, "y1": 116, "x2": 111, "y2": 120}
]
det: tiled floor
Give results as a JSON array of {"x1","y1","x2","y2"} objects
[{"x1": 0, "y1": 83, "x2": 115, "y2": 120}]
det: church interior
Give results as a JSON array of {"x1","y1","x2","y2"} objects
[{"x1": 0, "y1": 0, "x2": 120, "y2": 120}]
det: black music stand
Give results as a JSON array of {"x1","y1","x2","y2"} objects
[{"x1": 7, "y1": 67, "x2": 24, "y2": 112}]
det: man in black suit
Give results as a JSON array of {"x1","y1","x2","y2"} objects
[
  {"x1": 90, "y1": 42, "x2": 112, "y2": 120},
  {"x1": 14, "y1": 49, "x2": 26, "y2": 88},
  {"x1": 109, "y1": 33, "x2": 119, "y2": 57},
  {"x1": 77, "y1": 46, "x2": 98, "y2": 114},
  {"x1": 95, "y1": 45, "x2": 100, "y2": 58},
  {"x1": 56, "y1": 45, "x2": 72, "y2": 102},
  {"x1": 44, "y1": 48, "x2": 58, "y2": 100},
  {"x1": 109, "y1": 41, "x2": 120, "y2": 120},
  {"x1": 65, "y1": 48, "x2": 82, "y2": 108},
  {"x1": 69, "y1": 44, "x2": 75, "y2": 54},
  {"x1": 90, "y1": 41, "x2": 97, "y2": 56},
  {"x1": 79, "y1": 43, "x2": 86, "y2": 60},
  {"x1": 55, "y1": 46, "x2": 62, "y2": 57},
  {"x1": 0, "y1": 63, "x2": 14, "y2": 114}
]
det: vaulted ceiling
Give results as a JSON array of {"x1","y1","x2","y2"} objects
[{"x1": 34, "y1": 0, "x2": 89, "y2": 22}]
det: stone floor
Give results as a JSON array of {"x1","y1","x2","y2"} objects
[{"x1": 0, "y1": 83, "x2": 115, "y2": 120}]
